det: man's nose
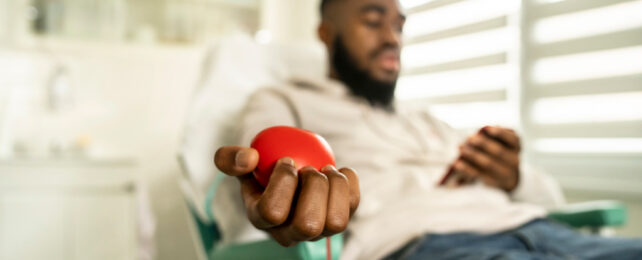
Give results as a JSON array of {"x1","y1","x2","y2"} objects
[{"x1": 380, "y1": 24, "x2": 401, "y2": 48}]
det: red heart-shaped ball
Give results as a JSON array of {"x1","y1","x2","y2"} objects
[{"x1": 250, "y1": 126, "x2": 335, "y2": 187}]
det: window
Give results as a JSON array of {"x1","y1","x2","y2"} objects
[
  {"x1": 399, "y1": 0, "x2": 520, "y2": 131},
  {"x1": 399, "y1": 0, "x2": 642, "y2": 190}
]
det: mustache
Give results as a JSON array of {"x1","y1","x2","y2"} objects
[
  {"x1": 332, "y1": 35, "x2": 397, "y2": 110},
  {"x1": 369, "y1": 44, "x2": 400, "y2": 59}
]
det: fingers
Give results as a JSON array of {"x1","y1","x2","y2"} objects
[
  {"x1": 321, "y1": 165, "x2": 350, "y2": 236},
  {"x1": 459, "y1": 145, "x2": 518, "y2": 191},
  {"x1": 287, "y1": 166, "x2": 329, "y2": 241},
  {"x1": 468, "y1": 133, "x2": 519, "y2": 168},
  {"x1": 237, "y1": 160, "x2": 360, "y2": 247},
  {"x1": 452, "y1": 159, "x2": 480, "y2": 181},
  {"x1": 268, "y1": 225, "x2": 298, "y2": 247},
  {"x1": 245, "y1": 157, "x2": 299, "y2": 229},
  {"x1": 453, "y1": 127, "x2": 521, "y2": 191},
  {"x1": 452, "y1": 159, "x2": 498, "y2": 188},
  {"x1": 238, "y1": 174, "x2": 264, "y2": 212},
  {"x1": 482, "y1": 126, "x2": 521, "y2": 151},
  {"x1": 460, "y1": 145, "x2": 512, "y2": 179},
  {"x1": 214, "y1": 146, "x2": 259, "y2": 176},
  {"x1": 339, "y1": 167, "x2": 360, "y2": 216},
  {"x1": 439, "y1": 167, "x2": 456, "y2": 185},
  {"x1": 268, "y1": 166, "x2": 354, "y2": 247}
]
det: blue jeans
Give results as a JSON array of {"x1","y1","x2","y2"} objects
[{"x1": 384, "y1": 219, "x2": 642, "y2": 260}]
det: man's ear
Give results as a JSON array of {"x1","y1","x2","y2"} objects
[{"x1": 318, "y1": 21, "x2": 332, "y2": 46}]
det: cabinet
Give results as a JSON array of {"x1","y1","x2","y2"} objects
[{"x1": 0, "y1": 159, "x2": 138, "y2": 260}]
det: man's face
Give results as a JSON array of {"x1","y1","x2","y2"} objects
[{"x1": 329, "y1": 0, "x2": 405, "y2": 84}]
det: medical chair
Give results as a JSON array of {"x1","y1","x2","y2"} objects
[
  {"x1": 182, "y1": 169, "x2": 627, "y2": 260},
  {"x1": 178, "y1": 35, "x2": 343, "y2": 260},
  {"x1": 178, "y1": 36, "x2": 628, "y2": 260}
]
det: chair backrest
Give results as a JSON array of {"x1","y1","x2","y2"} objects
[
  {"x1": 180, "y1": 34, "x2": 326, "y2": 195},
  {"x1": 178, "y1": 34, "x2": 327, "y2": 249}
]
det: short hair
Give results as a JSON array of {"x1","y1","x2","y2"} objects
[{"x1": 320, "y1": 0, "x2": 337, "y2": 16}]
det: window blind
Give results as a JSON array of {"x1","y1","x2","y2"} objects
[
  {"x1": 522, "y1": 0, "x2": 642, "y2": 185},
  {"x1": 399, "y1": 0, "x2": 642, "y2": 189},
  {"x1": 399, "y1": 0, "x2": 520, "y2": 130}
]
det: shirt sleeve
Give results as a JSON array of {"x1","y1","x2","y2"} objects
[
  {"x1": 510, "y1": 163, "x2": 566, "y2": 210},
  {"x1": 235, "y1": 88, "x2": 299, "y2": 146}
]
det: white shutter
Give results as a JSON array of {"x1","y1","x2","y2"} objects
[
  {"x1": 521, "y1": 0, "x2": 642, "y2": 190},
  {"x1": 400, "y1": 0, "x2": 642, "y2": 190},
  {"x1": 399, "y1": 0, "x2": 520, "y2": 131}
]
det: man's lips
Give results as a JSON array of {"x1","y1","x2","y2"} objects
[{"x1": 376, "y1": 52, "x2": 400, "y2": 72}]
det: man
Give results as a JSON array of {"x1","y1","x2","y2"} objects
[{"x1": 213, "y1": 0, "x2": 642, "y2": 259}]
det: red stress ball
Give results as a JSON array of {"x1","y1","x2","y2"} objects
[{"x1": 250, "y1": 126, "x2": 336, "y2": 187}]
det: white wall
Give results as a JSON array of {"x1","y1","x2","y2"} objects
[
  {"x1": 0, "y1": 0, "x2": 31, "y2": 45},
  {"x1": 259, "y1": 0, "x2": 321, "y2": 45},
  {"x1": 0, "y1": 41, "x2": 204, "y2": 260},
  {"x1": 0, "y1": 1, "x2": 324, "y2": 259}
]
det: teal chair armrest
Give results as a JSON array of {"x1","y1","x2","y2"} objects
[
  {"x1": 197, "y1": 174, "x2": 343, "y2": 260},
  {"x1": 548, "y1": 200, "x2": 627, "y2": 229},
  {"x1": 210, "y1": 234, "x2": 343, "y2": 260}
]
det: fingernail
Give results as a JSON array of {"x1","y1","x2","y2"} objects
[
  {"x1": 279, "y1": 157, "x2": 295, "y2": 166},
  {"x1": 321, "y1": 165, "x2": 336, "y2": 172},
  {"x1": 300, "y1": 165, "x2": 316, "y2": 173},
  {"x1": 235, "y1": 149, "x2": 250, "y2": 167}
]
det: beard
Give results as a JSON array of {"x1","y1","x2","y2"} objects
[{"x1": 331, "y1": 35, "x2": 397, "y2": 110}]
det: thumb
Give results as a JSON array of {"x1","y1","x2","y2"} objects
[{"x1": 214, "y1": 146, "x2": 259, "y2": 176}]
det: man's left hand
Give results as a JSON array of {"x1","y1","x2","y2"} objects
[{"x1": 447, "y1": 126, "x2": 521, "y2": 192}]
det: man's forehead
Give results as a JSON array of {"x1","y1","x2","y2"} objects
[{"x1": 332, "y1": 0, "x2": 404, "y2": 15}]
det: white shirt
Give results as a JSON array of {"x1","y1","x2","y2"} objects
[{"x1": 214, "y1": 77, "x2": 565, "y2": 260}]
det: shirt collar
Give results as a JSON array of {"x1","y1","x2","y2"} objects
[
  {"x1": 289, "y1": 75, "x2": 349, "y2": 97},
  {"x1": 289, "y1": 75, "x2": 401, "y2": 113}
]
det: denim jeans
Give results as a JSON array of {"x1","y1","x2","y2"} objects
[{"x1": 384, "y1": 219, "x2": 642, "y2": 260}]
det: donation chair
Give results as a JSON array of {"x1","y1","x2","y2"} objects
[{"x1": 178, "y1": 35, "x2": 628, "y2": 260}]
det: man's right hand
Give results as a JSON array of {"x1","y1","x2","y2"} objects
[{"x1": 214, "y1": 146, "x2": 360, "y2": 247}]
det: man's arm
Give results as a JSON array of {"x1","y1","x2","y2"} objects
[
  {"x1": 214, "y1": 147, "x2": 359, "y2": 246},
  {"x1": 445, "y1": 126, "x2": 565, "y2": 209},
  {"x1": 215, "y1": 90, "x2": 360, "y2": 247},
  {"x1": 450, "y1": 126, "x2": 521, "y2": 192}
]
